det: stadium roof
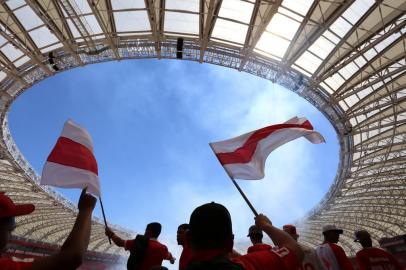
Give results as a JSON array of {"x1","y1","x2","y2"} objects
[{"x1": 0, "y1": 0, "x2": 404, "y2": 256}]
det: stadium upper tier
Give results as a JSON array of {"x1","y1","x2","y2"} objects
[{"x1": 0, "y1": 0, "x2": 404, "y2": 256}]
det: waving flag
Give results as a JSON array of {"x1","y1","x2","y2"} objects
[
  {"x1": 41, "y1": 120, "x2": 100, "y2": 196},
  {"x1": 210, "y1": 117, "x2": 325, "y2": 180}
]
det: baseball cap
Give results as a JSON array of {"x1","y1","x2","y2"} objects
[
  {"x1": 283, "y1": 224, "x2": 299, "y2": 237},
  {"x1": 354, "y1": 230, "x2": 371, "y2": 242},
  {"x1": 322, "y1": 225, "x2": 343, "y2": 234},
  {"x1": 247, "y1": 225, "x2": 263, "y2": 237},
  {"x1": 0, "y1": 192, "x2": 35, "y2": 218}
]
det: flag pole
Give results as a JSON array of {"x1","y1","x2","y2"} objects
[
  {"x1": 99, "y1": 196, "x2": 112, "y2": 244},
  {"x1": 226, "y1": 170, "x2": 259, "y2": 217},
  {"x1": 209, "y1": 143, "x2": 259, "y2": 217}
]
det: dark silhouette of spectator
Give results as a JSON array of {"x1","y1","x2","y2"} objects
[
  {"x1": 246, "y1": 225, "x2": 272, "y2": 254},
  {"x1": 177, "y1": 223, "x2": 192, "y2": 270},
  {"x1": 316, "y1": 225, "x2": 353, "y2": 270},
  {"x1": 106, "y1": 222, "x2": 175, "y2": 270},
  {"x1": 354, "y1": 230, "x2": 402, "y2": 270},
  {"x1": 149, "y1": 266, "x2": 168, "y2": 270},
  {"x1": 0, "y1": 189, "x2": 96, "y2": 270},
  {"x1": 283, "y1": 224, "x2": 326, "y2": 270},
  {"x1": 185, "y1": 202, "x2": 303, "y2": 270}
]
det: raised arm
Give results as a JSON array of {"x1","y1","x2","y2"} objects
[
  {"x1": 32, "y1": 188, "x2": 97, "y2": 270},
  {"x1": 255, "y1": 214, "x2": 304, "y2": 262},
  {"x1": 105, "y1": 227, "x2": 126, "y2": 247},
  {"x1": 166, "y1": 252, "x2": 176, "y2": 264}
]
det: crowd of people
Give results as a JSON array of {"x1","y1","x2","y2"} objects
[{"x1": 0, "y1": 190, "x2": 403, "y2": 270}]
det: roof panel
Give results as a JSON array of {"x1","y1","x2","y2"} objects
[
  {"x1": 1, "y1": 43, "x2": 23, "y2": 61},
  {"x1": 218, "y1": 0, "x2": 254, "y2": 24},
  {"x1": 164, "y1": 12, "x2": 199, "y2": 35},
  {"x1": 256, "y1": 32, "x2": 290, "y2": 59},
  {"x1": 341, "y1": 0, "x2": 374, "y2": 24},
  {"x1": 338, "y1": 62, "x2": 358, "y2": 80},
  {"x1": 212, "y1": 19, "x2": 249, "y2": 45},
  {"x1": 28, "y1": 26, "x2": 59, "y2": 49},
  {"x1": 5, "y1": 0, "x2": 26, "y2": 10},
  {"x1": 308, "y1": 35, "x2": 335, "y2": 59},
  {"x1": 14, "y1": 55, "x2": 30, "y2": 67},
  {"x1": 0, "y1": 71, "x2": 6, "y2": 81},
  {"x1": 66, "y1": 19, "x2": 82, "y2": 38},
  {"x1": 14, "y1": 6, "x2": 43, "y2": 30},
  {"x1": 0, "y1": 36, "x2": 6, "y2": 46},
  {"x1": 324, "y1": 73, "x2": 345, "y2": 90},
  {"x1": 266, "y1": 13, "x2": 300, "y2": 40},
  {"x1": 73, "y1": 0, "x2": 92, "y2": 14},
  {"x1": 165, "y1": 0, "x2": 199, "y2": 12},
  {"x1": 254, "y1": 48, "x2": 280, "y2": 61},
  {"x1": 281, "y1": 0, "x2": 313, "y2": 16},
  {"x1": 114, "y1": 11, "x2": 151, "y2": 32},
  {"x1": 329, "y1": 17, "x2": 352, "y2": 37},
  {"x1": 83, "y1": 15, "x2": 104, "y2": 34},
  {"x1": 111, "y1": 0, "x2": 145, "y2": 10},
  {"x1": 294, "y1": 51, "x2": 322, "y2": 74}
]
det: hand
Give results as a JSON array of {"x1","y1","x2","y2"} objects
[
  {"x1": 169, "y1": 253, "x2": 175, "y2": 264},
  {"x1": 255, "y1": 214, "x2": 272, "y2": 230},
  {"x1": 105, "y1": 227, "x2": 115, "y2": 238},
  {"x1": 78, "y1": 188, "x2": 97, "y2": 212}
]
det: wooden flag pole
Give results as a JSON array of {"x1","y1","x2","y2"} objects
[
  {"x1": 99, "y1": 196, "x2": 112, "y2": 244},
  {"x1": 209, "y1": 143, "x2": 259, "y2": 216},
  {"x1": 226, "y1": 170, "x2": 259, "y2": 217}
]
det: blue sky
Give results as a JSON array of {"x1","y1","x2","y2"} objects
[{"x1": 8, "y1": 59, "x2": 338, "y2": 267}]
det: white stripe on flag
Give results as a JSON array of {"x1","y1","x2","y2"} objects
[
  {"x1": 61, "y1": 119, "x2": 94, "y2": 152},
  {"x1": 42, "y1": 161, "x2": 100, "y2": 196}
]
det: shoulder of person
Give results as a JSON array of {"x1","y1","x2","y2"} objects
[
  {"x1": 299, "y1": 243, "x2": 315, "y2": 253},
  {"x1": 328, "y1": 243, "x2": 344, "y2": 251}
]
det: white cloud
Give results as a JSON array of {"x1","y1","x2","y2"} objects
[{"x1": 144, "y1": 64, "x2": 329, "y2": 270}]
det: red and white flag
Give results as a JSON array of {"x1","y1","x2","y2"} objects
[
  {"x1": 41, "y1": 120, "x2": 100, "y2": 196},
  {"x1": 209, "y1": 117, "x2": 325, "y2": 180}
]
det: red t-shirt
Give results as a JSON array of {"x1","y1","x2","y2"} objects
[
  {"x1": 0, "y1": 258, "x2": 33, "y2": 270},
  {"x1": 233, "y1": 247, "x2": 299, "y2": 270},
  {"x1": 189, "y1": 246, "x2": 298, "y2": 270},
  {"x1": 125, "y1": 239, "x2": 170, "y2": 270},
  {"x1": 179, "y1": 245, "x2": 193, "y2": 270},
  {"x1": 328, "y1": 243, "x2": 353, "y2": 270},
  {"x1": 356, "y1": 247, "x2": 402, "y2": 270},
  {"x1": 247, "y1": 244, "x2": 272, "y2": 254}
]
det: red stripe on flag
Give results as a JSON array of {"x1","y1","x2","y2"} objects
[
  {"x1": 47, "y1": 137, "x2": 98, "y2": 175},
  {"x1": 216, "y1": 121, "x2": 313, "y2": 165}
]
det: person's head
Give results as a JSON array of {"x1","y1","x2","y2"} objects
[
  {"x1": 354, "y1": 230, "x2": 372, "y2": 248},
  {"x1": 322, "y1": 225, "x2": 343, "y2": 244},
  {"x1": 0, "y1": 192, "x2": 34, "y2": 253},
  {"x1": 187, "y1": 202, "x2": 234, "y2": 253},
  {"x1": 247, "y1": 225, "x2": 263, "y2": 245},
  {"x1": 145, "y1": 222, "x2": 162, "y2": 239},
  {"x1": 177, "y1": 223, "x2": 190, "y2": 245},
  {"x1": 283, "y1": 224, "x2": 299, "y2": 241}
]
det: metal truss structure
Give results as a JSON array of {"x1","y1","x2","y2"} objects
[{"x1": 0, "y1": 0, "x2": 404, "y2": 256}]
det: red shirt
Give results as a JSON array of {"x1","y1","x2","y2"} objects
[
  {"x1": 356, "y1": 247, "x2": 402, "y2": 270},
  {"x1": 190, "y1": 246, "x2": 298, "y2": 270},
  {"x1": 234, "y1": 247, "x2": 298, "y2": 270},
  {"x1": 125, "y1": 238, "x2": 170, "y2": 270},
  {"x1": 317, "y1": 243, "x2": 353, "y2": 270},
  {"x1": 328, "y1": 243, "x2": 353, "y2": 270},
  {"x1": 247, "y1": 244, "x2": 272, "y2": 254},
  {"x1": 0, "y1": 258, "x2": 32, "y2": 270},
  {"x1": 179, "y1": 245, "x2": 193, "y2": 270}
]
